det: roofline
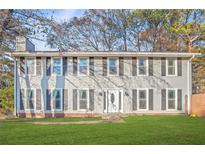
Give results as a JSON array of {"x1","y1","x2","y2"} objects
[{"x1": 10, "y1": 51, "x2": 201, "y2": 58}]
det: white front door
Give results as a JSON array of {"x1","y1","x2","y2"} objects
[{"x1": 107, "y1": 90, "x2": 119, "y2": 113}]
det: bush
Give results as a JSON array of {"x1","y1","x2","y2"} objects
[{"x1": 0, "y1": 86, "x2": 14, "y2": 114}]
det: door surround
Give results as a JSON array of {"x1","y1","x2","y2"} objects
[{"x1": 103, "y1": 89, "x2": 123, "y2": 113}]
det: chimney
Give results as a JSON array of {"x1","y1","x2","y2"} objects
[{"x1": 16, "y1": 36, "x2": 35, "y2": 52}]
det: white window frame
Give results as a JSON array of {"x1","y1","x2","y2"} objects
[
  {"x1": 78, "y1": 89, "x2": 89, "y2": 111},
  {"x1": 166, "y1": 88, "x2": 178, "y2": 111},
  {"x1": 52, "y1": 57, "x2": 62, "y2": 76},
  {"x1": 51, "y1": 88, "x2": 63, "y2": 112},
  {"x1": 166, "y1": 58, "x2": 177, "y2": 76},
  {"x1": 78, "y1": 57, "x2": 89, "y2": 76},
  {"x1": 25, "y1": 88, "x2": 36, "y2": 111},
  {"x1": 137, "y1": 57, "x2": 148, "y2": 76},
  {"x1": 26, "y1": 58, "x2": 36, "y2": 76},
  {"x1": 137, "y1": 88, "x2": 149, "y2": 111},
  {"x1": 108, "y1": 57, "x2": 119, "y2": 76}
]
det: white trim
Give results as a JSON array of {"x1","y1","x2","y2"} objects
[
  {"x1": 77, "y1": 88, "x2": 89, "y2": 111},
  {"x1": 107, "y1": 57, "x2": 119, "y2": 76},
  {"x1": 137, "y1": 88, "x2": 149, "y2": 111},
  {"x1": 78, "y1": 57, "x2": 89, "y2": 76},
  {"x1": 51, "y1": 57, "x2": 63, "y2": 76},
  {"x1": 25, "y1": 57, "x2": 36, "y2": 76},
  {"x1": 166, "y1": 88, "x2": 178, "y2": 111},
  {"x1": 137, "y1": 57, "x2": 148, "y2": 76},
  {"x1": 166, "y1": 58, "x2": 177, "y2": 76}
]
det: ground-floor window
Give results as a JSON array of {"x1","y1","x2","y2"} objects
[
  {"x1": 78, "y1": 89, "x2": 88, "y2": 110},
  {"x1": 167, "y1": 89, "x2": 177, "y2": 110},
  {"x1": 52, "y1": 89, "x2": 62, "y2": 110},
  {"x1": 138, "y1": 89, "x2": 148, "y2": 110},
  {"x1": 26, "y1": 89, "x2": 35, "y2": 110}
]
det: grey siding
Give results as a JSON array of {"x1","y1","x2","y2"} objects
[
  {"x1": 161, "y1": 57, "x2": 166, "y2": 76},
  {"x1": 177, "y1": 89, "x2": 182, "y2": 110},
  {"x1": 36, "y1": 57, "x2": 42, "y2": 76},
  {"x1": 89, "y1": 89, "x2": 94, "y2": 111},
  {"x1": 148, "y1": 57, "x2": 153, "y2": 76},
  {"x1": 89, "y1": 57, "x2": 94, "y2": 76},
  {"x1": 63, "y1": 89, "x2": 68, "y2": 111},
  {"x1": 161, "y1": 89, "x2": 166, "y2": 110},
  {"x1": 119, "y1": 57, "x2": 124, "y2": 76},
  {"x1": 102, "y1": 57, "x2": 107, "y2": 76},
  {"x1": 132, "y1": 57, "x2": 137, "y2": 76},
  {"x1": 177, "y1": 57, "x2": 182, "y2": 76},
  {"x1": 149, "y1": 89, "x2": 154, "y2": 110},
  {"x1": 36, "y1": 89, "x2": 41, "y2": 110},
  {"x1": 73, "y1": 89, "x2": 77, "y2": 110}
]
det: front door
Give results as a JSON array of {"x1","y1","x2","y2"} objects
[{"x1": 107, "y1": 90, "x2": 119, "y2": 113}]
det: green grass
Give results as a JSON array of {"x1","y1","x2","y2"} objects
[{"x1": 0, "y1": 115, "x2": 205, "y2": 144}]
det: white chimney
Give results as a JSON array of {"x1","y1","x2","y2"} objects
[{"x1": 16, "y1": 36, "x2": 35, "y2": 52}]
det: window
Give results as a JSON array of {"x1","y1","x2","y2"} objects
[
  {"x1": 167, "y1": 58, "x2": 176, "y2": 76},
  {"x1": 167, "y1": 89, "x2": 176, "y2": 110},
  {"x1": 108, "y1": 58, "x2": 117, "y2": 75},
  {"x1": 26, "y1": 89, "x2": 34, "y2": 110},
  {"x1": 79, "y1": 58, "x2": 88, "y2": 75},
  {"x1": 79, "y1": 90, "x2": 88, "y2": 110},
  {"x1": 53, "y1": 58, "x2": 62, "y2": 75},
  {"x1": 26, "y1": 58, "x2": 35, "y2": 75},
  {"x1": 52, "y1": 89, "x2": 61, "y2": 110},
  {"x1": 138, "y1": 58, "x2": 147, "y2": 75},
  {"x1": 138, "y1": 89, "x2": 148, "y2": 110}
]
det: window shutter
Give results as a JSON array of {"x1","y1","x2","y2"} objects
[
  {"x1": 119, "y1": 91, "x2": 122, "y2": 110},
  {"x1": 149, "y1": 89, "x2": 154, "y2": 110},
  {"x1": 161, "y1": 89, "x2": 166, "y2": 110},
  {"x1": 36, "y1": 89, "x2": 41, "y2": 110},
  {"x1": 132, "y1": 57, "x2": 137, "y2": 76},
  {"x1": 46, "y1": 89, "x2": 51, "y2": 110},
  {"x1": 161, "y1": 57, "x2": 166, "y2": 76},
  {"x1": 119, "y1": 57, "x2": 124, "y2": 76},
  {"x1": 63, "y1": 57, "x2": 68, "y2": 76},
  {"x1": 102, "y1": 57, "x2": 107, "y2": 76},
  {"x1": 177, "y1": 57, "x2": 182, "y2": 76},
  {"x1": 20, "y1": 57, "x2": 25, "y2": 76},
  {"x1": 89, "y1": 57, "x2": 94, "y2": 76},
  {"x1": 36, "y1": 57, "x2": 42, "y2": 76},
  {"x1": 46, "y1": 57, "x2": 51, "y2": 76},
  {"x1": 73, "y1": 57, "x2": 77, "y2": 76},
  {"x1": 103, "y1": 91, "x2": 107, "y2": 111},
  {"x1": 89, "y1": 89, "x2": 94, "y2": 111},
  {"x1": 132, "y1": 89, "x2": 137, "y2": 110},
  {"x1": 177, "y1": 89, "x2": 182, "y2": 110},
  {"x1": 20, "y1": 89, "x2": 25, "y2": 110},
  {"x1": 73, "y1": 89, "x2": 77, "y2": 110},
  {"x1": 148, "y1": 57, "x2": 153, "y2": 76},
  {"x1": 63, "y1": 89, "x2": 68, "y2": 111}
]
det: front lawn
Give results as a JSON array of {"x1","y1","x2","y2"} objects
[{"x1": 0, "y1": 115, "x2": 205, "y2": 144}]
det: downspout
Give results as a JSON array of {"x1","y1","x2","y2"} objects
[
  {"x1": 13, "y1": 58, "x2": 17, "y2": 116},
  {"x1": 187, "y1": 55, "x2": 195, "y2": 115}
]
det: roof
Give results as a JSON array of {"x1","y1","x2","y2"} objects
[{"x1": 10, "y1": 51, "x2": 201, "y2": 58}]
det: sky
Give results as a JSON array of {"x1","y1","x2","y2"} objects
[{"x1": 31, "y1": 9, "x2": 86, "y2": 51}]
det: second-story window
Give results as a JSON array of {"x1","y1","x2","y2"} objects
[
  {"x1": 26, "y1": 58, "x2": 35, "y2": 75},
  {"x1": 138, "y1": 58, "x2": 147, "y2": 75},
  {"x1": 53, "y1": 58, "x2": 62, "y2": 75},
  {"x1": 108, "y1": 58, "x2": 117, "y2": 75},
  {"x1": 167, "y1": 58, "x2": 176, "y2": 76},
  {"x1": 79, "y1": 58, "x2": 88, "y2": 75}
]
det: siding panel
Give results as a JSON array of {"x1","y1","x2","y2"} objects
[
  {"x1": 46, "y1": 57, "x2": 51, "y2": 76},
  {"x1": 73, "y1": 57, "x2": 78, "y2": 76},
  {"x1": 20, "y1": 57, "x2": 25, "y2": 76},
  {"x1": 63, "y1": 57, "x2": 68, "y2": 76},
  {"x1": 20, "y1": 89, "x2": 25, "y2": 110},
  {"x1": 46, "y1": 89, "x2": 51, "y2": 111},
  {"x1": 36, "y1": 57, "x2": 42, "y2": 76}
]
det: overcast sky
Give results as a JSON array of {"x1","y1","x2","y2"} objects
[{"x1": 31, "y1": 9, "x2": 85, "y2": 51}]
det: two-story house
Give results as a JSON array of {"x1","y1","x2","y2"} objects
[{"x1": 11, "y1": 37, "x2": 200, "y2": 118}]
